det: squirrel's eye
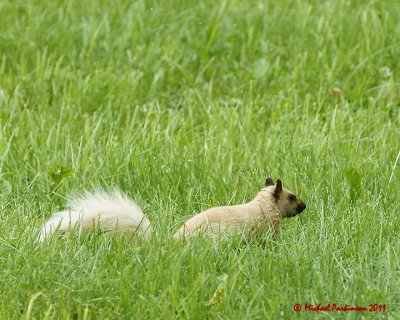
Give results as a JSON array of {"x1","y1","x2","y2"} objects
[{"x1": 289, "y1": 195, "x2": 296, "y2": 201}]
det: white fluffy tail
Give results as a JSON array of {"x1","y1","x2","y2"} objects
[{"x1": 39, "y1": 190, "x2": 152, "y2": 241}]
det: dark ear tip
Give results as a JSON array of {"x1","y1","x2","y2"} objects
[
  {"x1": 265, "y1": 177, "x2": 274, "y2": 187},
  {"x1": 275, "y1": 179, "x2": 283, "y2": 190}
]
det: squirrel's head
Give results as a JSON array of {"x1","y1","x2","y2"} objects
[{"x1": 264, "y1": 177, "x2": 306, "y2": 218}]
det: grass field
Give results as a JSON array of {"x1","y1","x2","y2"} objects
[{"x1": 1, "y1": 0, "x2": 400, "y2": 318}]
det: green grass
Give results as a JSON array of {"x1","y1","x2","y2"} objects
[{"x1": 1, "y1": 0, "x2": 400, "y2": 318}]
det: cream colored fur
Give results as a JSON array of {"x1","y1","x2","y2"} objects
[
  {"x1": 39, "y1": 179, "x2": 305, "y2": 241},
  {"x1": 173, "y1": 186, "x2": 281, "y2": 239},
  {"x1": 39, "y1": 190, "x2": 152, "y2": 241}
]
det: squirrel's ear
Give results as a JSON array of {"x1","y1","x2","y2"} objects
[
  {"x1": 265, "y1": 177, "x2": 275, "y2": 187},
  {"x1": 274, "y1": 179, "x2": 283, "y2": 198}
]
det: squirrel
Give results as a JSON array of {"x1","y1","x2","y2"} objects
[{"x1": 39, "y1": 177, "x2": 306, "y2": 241}]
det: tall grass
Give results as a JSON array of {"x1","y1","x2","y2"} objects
[{"x1": 0, "y1": 0, "x2": 399, "y2": 318}]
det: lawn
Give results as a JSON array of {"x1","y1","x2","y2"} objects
[{"x1": 0, "y1": 0, "x2": 399, "y2": 318}]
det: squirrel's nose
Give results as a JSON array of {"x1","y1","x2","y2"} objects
[{"x1": 297, "y1": 202, "x2": 306, "y2": 213}]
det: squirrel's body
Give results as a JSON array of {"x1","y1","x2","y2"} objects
[{"x1": 173, "y1": 188, "x2": 282, "y2": 239}]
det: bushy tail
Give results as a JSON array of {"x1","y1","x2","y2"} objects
[{"x1": 39, "y1": 190, "x2": 152, "y2": 241}]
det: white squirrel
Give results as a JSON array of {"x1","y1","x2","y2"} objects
[{"x1": 39, "y1": 177, "x2": 306, "y2": 241}]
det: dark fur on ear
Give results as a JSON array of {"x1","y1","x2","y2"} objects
[
  {"x1": 274, "y1": 179, "x2": 283, "y2": 198},
  {"x1": 265, "y1": 177, "x2": 275, "y2": 187}
]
